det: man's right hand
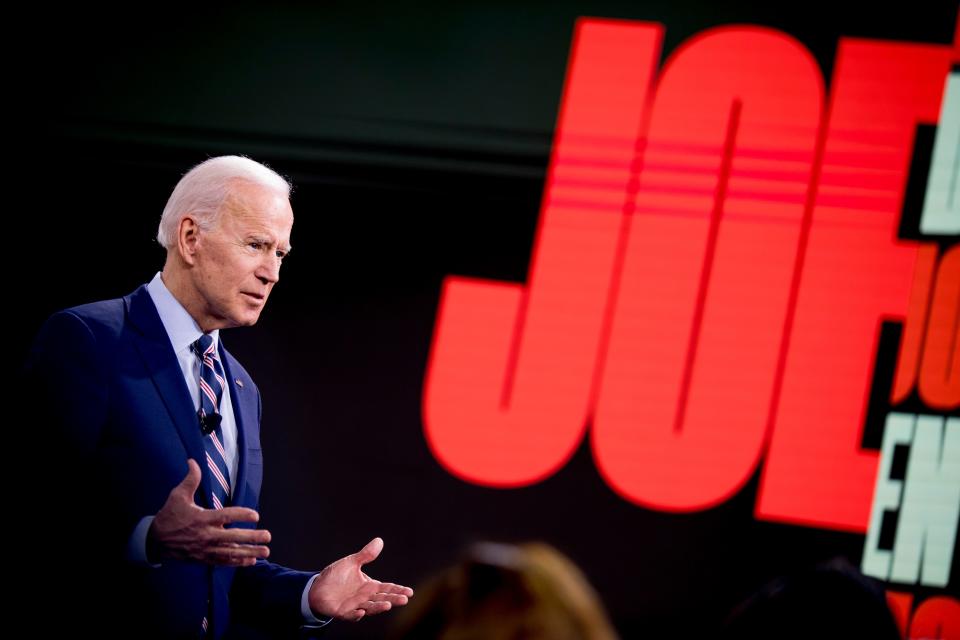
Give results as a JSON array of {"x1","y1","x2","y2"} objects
[{"x1": 147, "y1": 459, "x2": 271, "y2": 567}]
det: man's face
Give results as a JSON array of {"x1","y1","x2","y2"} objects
[{"x1": 189, "y1": 181, "x2": 294, "y2": 330}]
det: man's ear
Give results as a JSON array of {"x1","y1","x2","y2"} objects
[{"x1": 177, "y1": 215, "x2": 201, "y2": 265}]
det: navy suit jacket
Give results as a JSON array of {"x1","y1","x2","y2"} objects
[{"x1": 22, "y1": 284, "x2": 316, "y2": 639}]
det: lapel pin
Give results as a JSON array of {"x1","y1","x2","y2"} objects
[{"x1": 235, "y1": 379, "x2": 244, "y2": 388}]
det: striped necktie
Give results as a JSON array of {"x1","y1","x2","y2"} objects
[
  {"x1": 193, "y1": 333, "x2": 231, "y2": 636},
  {"x1": 192, "y1": 334, "x2": 231, "y2": 510}
]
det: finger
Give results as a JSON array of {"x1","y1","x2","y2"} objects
[
  {"x1": 209, "y1": 527, "x2": 272, "y2": 546},
  {"x1": 208, "y1": 544, "x2": 270, "y2": 563},
  {"x1": 214, "y1": 543, "x2": 270, "y2": 558},
  {"x1": 177, "y1": 459, "x2": 203, "y2": 498},
  {"x1": 209, "y1": 506, "x2": 260, "y2": 526},
  {"x1": 356, "y1": 601, "x2": 392, "y2": 616},
  {"x1": 355, "y1": 537, "x2": 383, "y2": 565},
  {"x1": 370, "y1": 593, "x2": 409, "y2": 607},
  {"x1": 375, "y1": 582, "x2": 414, "y2": 597}
]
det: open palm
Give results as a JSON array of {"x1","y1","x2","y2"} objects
[{"x1": 308, "y1": 537, "x2": 414, "y2": 621}]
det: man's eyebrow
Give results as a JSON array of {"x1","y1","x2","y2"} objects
[{"x1": 246, "y1": 234, "x2": 292, "y2": 253}]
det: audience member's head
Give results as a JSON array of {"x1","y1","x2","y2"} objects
[
  {"x1": 721, "y1": 556, "x2": 900, "y2": 640},
  {"x1": 390, "y1": 541, "x2": 619, "y2": 640}
]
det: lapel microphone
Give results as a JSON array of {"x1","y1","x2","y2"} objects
[{"x1": 198, "y1": 411, "x2": 222, "y2": 435}]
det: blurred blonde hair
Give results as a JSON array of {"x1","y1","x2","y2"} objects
[{"x1": 391, "y1": 542, "x2": 619, "y2": 640}]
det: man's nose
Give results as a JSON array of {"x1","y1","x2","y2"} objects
[{"x1": 256, "y1": 254, "x2": 281, "y2": 284}]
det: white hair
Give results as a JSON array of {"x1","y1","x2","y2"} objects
[{"x1": 156, "y1": 155, "x2": 291, "y2": 250}]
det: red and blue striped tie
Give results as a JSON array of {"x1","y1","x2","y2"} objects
[
  {"x1": 193, "y1": 333, "x2": 232, "y2": 511},
  {"x1": 193, "y1": 334, "x2": 231, "y2": 637}
]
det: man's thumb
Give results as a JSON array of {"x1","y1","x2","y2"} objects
[
  {"x1": 178, "y1": 458, "x2": 203, "y2": 495},
  {"x1": 356, "y1": 537, "x2": 384, "y2": 565}
]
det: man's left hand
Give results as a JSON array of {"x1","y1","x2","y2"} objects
[{"x1": 307, "y1": 537, "x2": 414, "y2": 621}]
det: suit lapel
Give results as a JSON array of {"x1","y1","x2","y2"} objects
[
  {"x1": 125, "y1": 285, "x2": 215, "y2": 508},
  {"x1": 219, "y1": 341, "x2": 257, "y2": 509}
]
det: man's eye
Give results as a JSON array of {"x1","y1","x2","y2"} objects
[
  {"x1": 275, "y1": 251, "x2": 287, "y2": 260},
  {"x1": 248, "y1": 242, "x2": 262, "y2": 251}
]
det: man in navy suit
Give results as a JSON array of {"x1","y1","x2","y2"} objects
[{"x1": 22, "y1": 156, "x2": 413, "y2": 638}]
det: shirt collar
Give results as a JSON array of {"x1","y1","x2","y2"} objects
[{"x1": 145, "y1": 271, "x2": 220, "y2": 355}]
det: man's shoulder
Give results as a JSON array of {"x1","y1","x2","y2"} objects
[
  {"x1": 40, "y1": 284, "x2": 150, "y2": 344},
  {"x1": 62, "y1": 296, "x2": 126, "y2": 328},
  {"x1": 25, "y1": 292, "x2": 137, "y2": 374}
]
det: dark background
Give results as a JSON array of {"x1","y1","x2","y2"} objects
[{"x1": 15, "y1": 2, "x2": 959, "y2": 637}]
